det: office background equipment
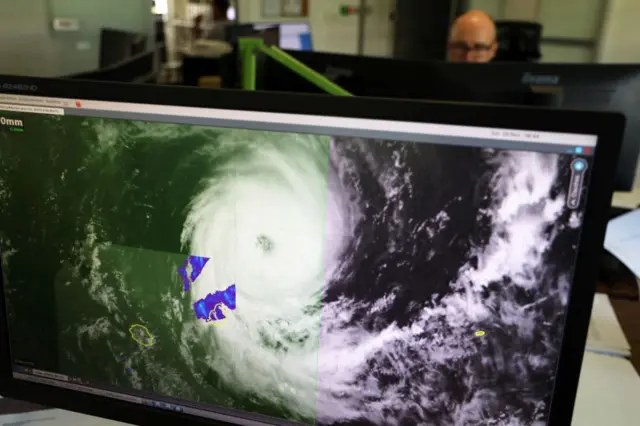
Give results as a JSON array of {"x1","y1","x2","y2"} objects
[
  {"x1": 66, "y1": 50, "x2": 157, "y2": 83},
  {"x1": 238, "y1": 37, "x2": 349, "y2": 94},
  {"x1": 180, "y1": 23, "x2": 275, "y2": 88},
  {"x1": 494, "y1": 21, "x2": 543, "y2": 62},
  {"x1": 253, "y1": 22, "x2": 312, "y2": 50},
  {"x1": 52, "y1": 17, "x2": 81, "y2": 32},
  {"x1": 281, "y1": 0, "x2": 307, "y2": 17},
  {"x1": 260, "y1": 0, "x2": 308, "y2": 18},
  {"x1": 154, "y1": 14, "x2": 168, "y2": 65},
  {"x1": 612, "y1": 163, "x2": 640, "y2": 209},
  {"x1": 259, "y1": 49, "x2": 553, "y2": 108},
  {"x1": 260, "y1": 52, "x2": 640, "y2": 192},
  {"x1": 0, "y1": 75, "x2": 624, "y2": 425},
  {"x1": 178, "y1": 26, "x2": 280, "y2": 89},
  {"x1": 181, "y1": 44, "x2": 237, "y2": 87},
  {"x1": 393, "y1": 0, "x2": 462, "y2": 61},
  {"x1": 261, "y1": 0, "x2": 282, "y2": 18},
  {"x1": 99, "y1": 29, "x2": 149, "y2": 69}
]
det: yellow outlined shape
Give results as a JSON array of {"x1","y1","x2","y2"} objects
[
  {"x1": 129, "y1": 324, "x2": 156, "y2": 347},
  {"x1": 207, "y1": 303, "x2": 231, "y2": 326}
]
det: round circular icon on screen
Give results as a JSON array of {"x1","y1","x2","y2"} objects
[{"x1": 572, "y1": 160, "x2": 586, "y2": 172}]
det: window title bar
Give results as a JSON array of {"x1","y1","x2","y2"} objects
[
  {"x1": 0, "y1": 94, "x2": 597, "y2": 147},
  {"x1": 0, "y1": 103, "x2": 64, "y2": 115}
]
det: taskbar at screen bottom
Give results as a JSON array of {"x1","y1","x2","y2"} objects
[{"x1": 12, "y1": 371, "x2": 292, "y2": 426}]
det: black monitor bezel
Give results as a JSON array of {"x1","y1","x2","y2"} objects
[{"x1": 0, "y1": 76, "x2": 625, "y2": 426}]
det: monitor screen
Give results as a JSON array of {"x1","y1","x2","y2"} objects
[
  {"x1": 254, "y1": 22, "x2": 312, "y2": 51},
  {"x1": 0, "y1": 93, "x2": 599, "y2": 425}
]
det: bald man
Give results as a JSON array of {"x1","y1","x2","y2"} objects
[{"x1": 447, "y1": 10, "x2": 498, "y2": 63}]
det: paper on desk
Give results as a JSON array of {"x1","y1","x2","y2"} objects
[
  {"x1": 573, "y1": 352, "x2": 640, "y2": 426},
  {"x1": 0, "y1": 409, "x2": 130, "y2": 426},
  {"x1": 604, "y1": 209, "x2": 640, "y2": 286},
  {"x1": 585, "y1": 294, "x2": 631, "y2": 358}
]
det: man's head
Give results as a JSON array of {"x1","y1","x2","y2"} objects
[{"x1": 447, "y1": 10, "x2": 497, "y2": 63}]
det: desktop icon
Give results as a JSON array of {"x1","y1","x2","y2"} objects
[
  {"x1": 575, "y1": 147, "x2": 583, "y2": 154},
  {"x1": 573, "y1": 159, "x2": 586, "y2": 172},
  {"x1": 567, "y1": 159, "x2": 588, "y2": 209}
]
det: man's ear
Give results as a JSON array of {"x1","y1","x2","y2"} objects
[{"x1": 490, "y1": 40, "x2": 498, "y2": 56}]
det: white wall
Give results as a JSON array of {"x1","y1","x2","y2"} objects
[
  {"x1": 469, "y1": 0, "x2": 501, "y2": 18},
  {"x1": 502, "y1": 0, "x2": 538, "y2": 20},
  {"x1": 539, "y1": 0, "x2": 604, "y2": 39},
  {"x1": 0, "y1": 0, "x2": 154, "y2": 77},
  {"x1": 362, "y1": 0, "x2": 395, "y2": 57},
  {"x1": 237, "y1": 0, "x2": 308, "y2": 23},
  {"x1": 0, "y1": 0, "x2": 60, "y2": 77},
  {"x1": 50, "y1": 0, "x2": 155, "y2": 76},
  {"x1": 597, "y1": 0, "x2": 640, "y2": 62},
  {"x1": 307, "y1": 0, "x2": 358, "y2": 54}
]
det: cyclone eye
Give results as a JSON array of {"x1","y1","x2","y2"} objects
[{"x1": 256, "y1": 234, "x2": 274, "y2": 253}]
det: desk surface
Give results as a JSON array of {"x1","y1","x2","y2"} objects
[{"x1": 612, "y1": 189, "x2": 640, "y2": 210}]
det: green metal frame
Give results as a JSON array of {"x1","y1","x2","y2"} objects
[{"x1": 238, "y1": 37, "x2": 353, "y2": 97}]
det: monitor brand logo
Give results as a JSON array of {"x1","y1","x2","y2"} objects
[
  {"x1": 323, "y1": 66, "x2": 353, "y2": 81},
  {"x1": 0, "y1": 83, "x2": 38, "y2": 92},
  {"x1": 0, "y1": 117, "x2": 24, "y2": 127},
  {"x1": 521, "y1": 73, "x2": 560, "y2": 85}
]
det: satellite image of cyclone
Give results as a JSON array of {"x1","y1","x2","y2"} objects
[{"x1": 0, "y1": 113, "x2": 585, "y2": 425}]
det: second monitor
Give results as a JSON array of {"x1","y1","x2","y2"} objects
[
  {"x1": 253, "y1": 22, "x2": 312, "y2": 51},
  {"x1": 260, "y1": 51, "x2": 640, "y2": 192},
  {"x1": 226, "y1": 22, "x2": 312, "y2": 51}
]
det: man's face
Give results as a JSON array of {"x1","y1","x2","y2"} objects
[{"x1": 447, "y1": 26, "x2": 497, "y2": 63}]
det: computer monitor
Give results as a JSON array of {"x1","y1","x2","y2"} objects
[
  {"x1": 225, "y1": 24, "x2": 279, "y2": 45},
  {"x1": 259, "y1": 50, "x2": 533, "y2": 102},
  {"x1": 254, "y1": 22, "x2": 312, "y2": 51},
  {"x1": 67, "y1": 50, "x2": 156, "y2": 83},
  {"x1": 260, "y1": 51, "x2": 640, "y2": 191},
  {"x1": 0, "y1": 77, "x2": 624, "y2": 426},
  {"x1": 100, "y1": 28, "x2": 149, "y2": 69}
]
